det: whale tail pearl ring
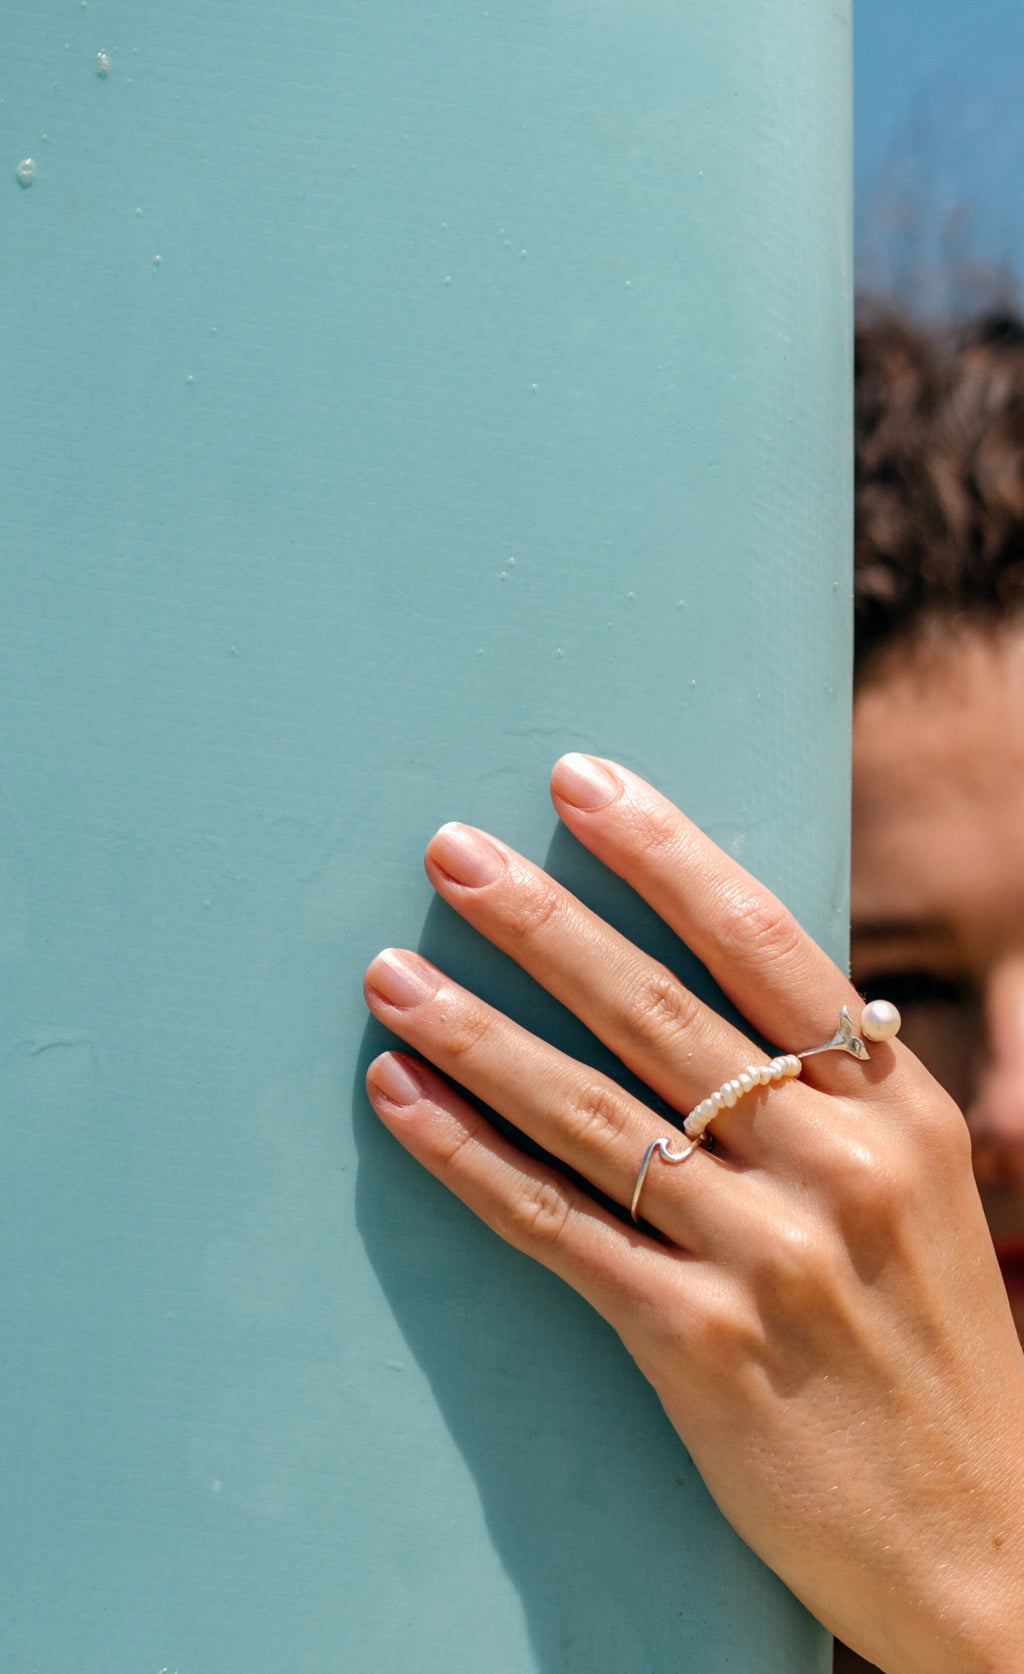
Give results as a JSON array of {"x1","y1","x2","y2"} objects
[{"x1": 630, "y1": 1001, "x2": 901, "y2": 1224}]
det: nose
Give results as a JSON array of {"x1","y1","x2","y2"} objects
[{"x1": 970, "y1": 956, "x2": 1024, "y2": 1186}]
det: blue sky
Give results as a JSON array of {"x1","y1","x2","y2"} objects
[{"x1": 856, "y1": 0, "x2": 1024, "y2": 305}]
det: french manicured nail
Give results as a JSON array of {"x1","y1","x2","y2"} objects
[
  {"x1": 430, "y1": 822, "x2": 505, "y2": 887},
  {"x1": 551, "y1": 753, "x2": 619, "y2": 811},
  {"x1": 367, "y1": 949, "x2": 435, "y2": 1009},
  {"x1": 369, "y1": 1052, "x2": 425, "y2": 1107}
]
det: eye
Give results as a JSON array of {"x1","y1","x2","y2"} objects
[
  {"x1": 858, "y1": 970, "x2": 969, "y2": 1010},
  {"x1": 856, "y1": 969, "x2": 979, "y2": 1109}
]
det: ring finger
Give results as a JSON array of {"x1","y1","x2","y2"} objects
[
  {"x1": 364, "y1": 1049, "x2": 701, "y2": 1345},
  {"x1": 363, "y1": 946, "x2": 765, "y2": 1246},
  {"x1": 424, "y1": 822, "x2": 793, "y2": 1158}
]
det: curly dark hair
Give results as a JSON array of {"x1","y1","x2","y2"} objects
[{"x1": 855, "y1": 308, "x2": 1024, "y2": 677}]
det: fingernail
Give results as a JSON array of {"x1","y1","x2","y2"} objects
[
  {"x1": 366, "y1": 949, "x2": 435, "y2": 1009},
  {"x1": 430, "y1": 822, "x2": 505, "y2": 887},
  {"x1": 551, "y1": 753, "x2": 619, "y2": 811},
  {"x1": 369, "y1": 1052, "x2": 425, "y2": 1107}
]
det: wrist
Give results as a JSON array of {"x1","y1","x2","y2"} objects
[{"x1": 873, "y1": 1511, "x2": 1024, "y2": 1674}]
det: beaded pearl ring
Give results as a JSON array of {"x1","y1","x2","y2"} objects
[
  {"x1": 629, "y1": 1001, "x2": 902, "y2": 1224},
  {"x1": 682, "y1": 1052, "x2": 802, "y2": 1143}
]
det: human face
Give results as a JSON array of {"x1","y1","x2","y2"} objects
[{"x1": 852, "y1": 624, "x2": 1024, "y2": 1337}]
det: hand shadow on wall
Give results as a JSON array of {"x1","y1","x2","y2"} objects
[{"x1": 353, "y1": 822, "x2": 828, "y2": 1673}]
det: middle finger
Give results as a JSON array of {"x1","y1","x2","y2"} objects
[
  {"x1": 424, "y1": 820, "x2": 769, "y2": 1148},
  {"x1": 363, "y1": 946, "x2": 758, "y2": 1245}
]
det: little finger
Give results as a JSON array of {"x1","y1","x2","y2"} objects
[
  {"x1": 363, "y1": 947, "x2": 757, "y2": 1245},
  {"x1": 365, "y1": 1049, "x2": 694, "y2": 1335}
]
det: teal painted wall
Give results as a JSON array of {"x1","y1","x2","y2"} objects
[{"x1": 0, "y1": 3, "x2": 849, "y2": 1669}]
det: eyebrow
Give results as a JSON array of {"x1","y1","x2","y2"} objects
[{"x1": 850, "y1": 918, "x2": 951, "y2": 944}]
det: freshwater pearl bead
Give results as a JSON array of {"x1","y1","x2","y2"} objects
[
  {"x1": 683, "y1": 1106, "x2": 708, "y2": 1138},
  {"x1": 651, "y1": 1001, "x2": 904, "y2": 1218},
  {"x1": 683, "y1": 1051, "x2": 805, "y2": 1145},
  {"x1": 861, "y1": 999, "x2": 901, "y2": 1042}
]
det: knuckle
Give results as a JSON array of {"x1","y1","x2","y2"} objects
[
  {"x1": 904, "y1": 1075, "x2": 974, "y2": 1161},
  {"x1": 439, "y1": 997, "x2": 493, "y2": 1063},
  {"x1": 764, "y1": 1215, "x2": 820, "y2": 1291},
  {"x1": 867, "y1": 1148, "x2": 916, "y2": 1217},
  {"x1": 629, "y1": 969, "x2": 701, "y2": 1050},
  {"x1": 504, "y1": 1178, "x2": 573, "y2": 1248},
  {"x1": 833, "y1": 1124, "x2": 916, "y2": 1232},
  {"x1": 563, "y1": 1082, "x2": 631, "y2": 1149},
  {"x1": 434, "y1": 1108, "x2": 485, "y2": 1168},
  {"x1": 687, "y1": 1288, "x2": 763, "y2": 1376},
  {"x1": 717, "y1": 885, "x2": 803, "y2": 971},
  {"x1": 631, "y1": 802, "x2": 684, "y2": 866},
  {"x1": 756, "y1": 1216, "x2": 845, "y2": 1315},
  {"x1": 814, "y1": 1128, "x2": 924, "y2": 1268},
  {"x1": 504, "y1": 873, "x2": 565, "y2": 944},
  {"x1": 830, "y1": 1135, "x2": 895, "y2": 1218}
]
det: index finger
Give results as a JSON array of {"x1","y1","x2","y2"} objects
[{"x1": 548, "y1": 754, "x2": 876, "y2": 1088}]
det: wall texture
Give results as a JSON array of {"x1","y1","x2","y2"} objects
[{"x1": 0, "y1": 3, "x2": 850, "y2": 1669}]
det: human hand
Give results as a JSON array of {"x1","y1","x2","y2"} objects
[{"x1": 363, "y1": 755, "x2": 1024, "y2": 1674}]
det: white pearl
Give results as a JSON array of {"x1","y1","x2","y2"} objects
[
  {"x1": 861, "y1": 999, "x2": 901, "y2": 1042},
  {"x1": 738, "y1": 1070, "x2": 754, "y2": 1093},
  {"x1": 757, "y1": 1064, "x2": 772, "y2": 1085},
  {"x1": 783, "y1": 1055, "x2": 801, "y2": 1077},
  {"x1": 721, "y1": 1082, "x2": 738, "y2": 1108},
  {"x1": 711, "y1": 1089, "x2": 726, "y2": 1110}
]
